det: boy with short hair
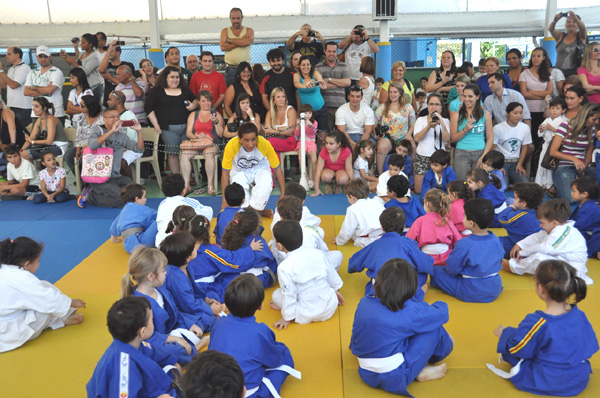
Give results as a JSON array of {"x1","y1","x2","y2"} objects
[
  {"x1": 482, "y1": 150, "x2": 507, "y2": 191},
  {"x1": 86, "y1": 296, "x2": 179, "y2": 398},
  {"x1": 415, "y1": 91, "x2": 427, "y2": 114},
  {"x1": 110, "y1": 183, "x2": 158, "y2": 253},
  {"x1": 498, "y1": 182, "x2": 545, "y2": 258},
  {"x1": 385, "y1": 175, "x2": 425, "y2": 228},
  {"x1": 570, "y1": 176, "x2": 600, "y2": 257},
  {"x1": 182, "y1": 350, "x2": 245, "y2": 398},
  {"x1": 271, "y1": 220, "x2": 344, "y2": 328},
  {"x1": 214, "y1": 182, "x2": 245, "y2": 244},
  {"x1": 271, "y1": 181, "x2": 323, "y2": 238},
  {"x1": 431, "y1": 199, "x2": 504, "y2": 303},
  {"x1": 377, "y1": 153, "x2": 409, "y2": 203},
  {"x1": 336, "y1": 178, "x2": 385, "y2": 247},
  {"x1": 421, "y1": 149, "x2": 456, "y2": 195},
  {"x1": 0, "y1": 143, "x2": 40, "y2": 200},
  {"x1": 209, "y1": 274, "x2": 300, "y2": 397},
  {"x1": 536, "y1": 98, "x2": 567, "y2": 191},
  {"x1": 155, "y1": 173, "x2": 214, "y2": 247}
]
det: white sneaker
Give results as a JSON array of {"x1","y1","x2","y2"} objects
[{"x1": 308, "y1": 180, "x2": 314, "y2": 189}]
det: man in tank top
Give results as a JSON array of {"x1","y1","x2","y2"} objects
[{"x1": 220, "y1": 7, "x2": 254, "y2": 86}]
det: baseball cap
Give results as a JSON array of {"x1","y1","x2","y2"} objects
[{"x1": 36, "y1": 45, "x2": 51, "y2": 57}]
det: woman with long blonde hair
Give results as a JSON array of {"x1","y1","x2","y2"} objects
[
  {"x1": 264, "y1": 87, "x2": 298, "y2": 168},
  {"x1": 577, "y1": 42, "x2": 600, "y2": 104}
]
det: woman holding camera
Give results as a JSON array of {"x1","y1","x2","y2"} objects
[
  {"x1": 412, "y1": 93, "x2": 451, "y2": 193},
  {"x1": 180, "y1": 90, "x2": 223, "y2": 196},
  {"x1": 426, "y1": 51, "x2": 457, "y2": 104},
  {"x1": 223, "y1": 93, "x2": 261, "y2": 140},
  {"x1": 60, "y1": 34, "x2": 103, "y2": 100},
  {"x1": 374, "y1": 81, "x2": 416, "y2": 174},
  {"x1": 549, "y1": 10, "x2": 588, "y2": 77}
]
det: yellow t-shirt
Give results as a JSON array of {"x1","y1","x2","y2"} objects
[
  {"x1": 222, "y1": 136, "x2": 280, "y2": 172},
  {"x1": 224, "y1": 27, "x2": 251, "y2": 66}
]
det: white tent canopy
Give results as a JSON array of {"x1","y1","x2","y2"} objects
[{"x1": 0, "y1": 0, "x2": 599, "y2": 47}]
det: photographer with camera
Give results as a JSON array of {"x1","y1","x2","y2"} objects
[
  {"x1": 412, "y1": 93, "x2": 451, "y2": 194},
  {"x1": 549, "y1": 10, "x2": 588, "y2": 77},
  {"x1": 286, "y1": 24, "x2": 325, "y2": 66},
  {"x1": 98, "y1": 40, "x2": 136, "y2": 107},
  {"x1": 338, "y1": 25, "x2": 379, "y2": 84},
  {"x1": 60, "y1": 34, "x2": 104, "y2": 100}
]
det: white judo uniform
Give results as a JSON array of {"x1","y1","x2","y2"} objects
[
  {"x1": 0, "y1": 265, "x2": 73, "y2": 352},
  {"x1": 272, "y1": 248, "x2": 343, "y2": 324},
  {"x1": 155, "y1": 195, "x2": 214, "y2": 247},
  {"x1": 375, "y1": 170, "x2": 410, "y2": 205},
  {"x1": 336, "y1": 197, "x2": 385, "y2": 247},
  {"x1": 271, "y1": 206, "x2": 325, "y2": 238},
  {"x1": 509, "y1": 221, "x2": 593, "y2": 284},
  {"x1": 271, "y1": 225, "x2": 343, "y2": 270}
]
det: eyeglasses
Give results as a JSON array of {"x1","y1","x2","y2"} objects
[{"x1": 593, "y1": 48, "x2": 600, "y2": 53}]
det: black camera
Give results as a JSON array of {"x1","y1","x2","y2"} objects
[
  {"x1": 210, "y1": 107, "x2": 217, "y2": 117},
  {"x1": 374, "y1": 125, "x2": 389, "y2": 138},
  {"x1": 227, "y1": 119, "x2": 241, "y2": 132},
  {"x1": 71, "y1": 37, "x2": 80, "y2": 44},
  {"x1": 307, "y1": 30, "x2": 316, "y2": 38},
  {"x1": 560, "y1": 12, "x2": 568, "y2": 18},
  {"x1": 431, "y1": 115, "x2": 439, "y2": 123},
  {"x1": 354, "y1": 28, "x2": 364, "y2": 37},
  {"x1": 116, "y1": 40, "x2": 125, "y2": 46}
]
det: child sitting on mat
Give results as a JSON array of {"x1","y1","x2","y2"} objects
[
  {"x1": 350, "y1": 258, "x2": 454, "y2": 396},
  {"x1": 0, "y1": 237, "x2": 85, "y2": 352},
  {"x1": 376, "y1": 154, "x2": 410, "y2": 203},
  {"x1": 110, "y1": 183, "x2": 158, "y2": 253},
  {"x1": 214, "y1": 182, "x2": 244, "y2": 245},
  {"x1": 272, "y1": 181, "x2": 324, "y2": 238},
  {"x1": 447, "y1": 180, "x2": 474, "y2": 235},
  {"x1": 209, "y1": 274, "x2": 300, "y2": 397},
  {"x1": 431, "y1": 198, "x2": 504, "y2": 303},
  {"x1": 420, "y1": 149, "x2": 457, "y2": 196},
  {"x1": 336, "y1": 178, "x2": 385, "y2": 247},
  {"x1": 384, "y1": 175, "x2": 425, "y2": 229},
  {"x1": 86, "y1": 297, "x2": 179, "y2": 398},
  {"x1": 466, "y1": 168, "x2": 506, "y2": 228},
  {"x1": 570, "y1": 177, "x2": 600, "y2": 257},
  {"x1": 489, "y1": 260, "x2": 598, "y2": 396},
  {"x1": 271, "y1": 220, "x2": 344, "y2": 329}
]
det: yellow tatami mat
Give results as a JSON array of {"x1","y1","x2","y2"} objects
[{"x1": 1, "y1": 217, "x2": 599, "y2": 398}]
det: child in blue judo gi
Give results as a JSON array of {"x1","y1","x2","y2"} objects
[
  {"x1": 384, "y1": 175, "x2": 425, "y2": 229},
  {"x1": 498, "y1": 182, "x2": 544, "y2": 258},
  {"x1": 214, "y1": 182, "x2": 244, "y2": 245},
  {"x1": 181, "y1": 350, "x2": 245, "y2": 398},
  {"x1": 209, "y1": 274, "x2": 301, "y2": 398},
  {"x1": 86, "y1": 296, "x2": 179, "y2": 398},
  {"x1": 348, "y1": 206, "x2": 433, "y2": 298},
  {"x1": 466, "y1": 167, "x2": 506, "y2": 228},
  {"x1": 489, "y1": 260, "x2": 598, "y2": 396},
  {"x1": 110, "y1": 183, "x2": 158, "y2": 253},
  {"x1": 430, "y1": 198, "x2": 504, "y2": 303},
  {"x1": 350, "y1": 258, "x2": 454, "y2": 397},
  {"x1": 570, "y1": 177, "x2": 600, "y2": 257},
  {"x1": 420, "y1": 149, "x2": 457, "y2": 196}
]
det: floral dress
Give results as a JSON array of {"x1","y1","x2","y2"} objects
[{"x1": 375, "y1": 103, "x2": 416, "y2": 143}]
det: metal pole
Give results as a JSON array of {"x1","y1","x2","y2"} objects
[
  {"x1": 147, "y1": 0, "x2": 164, "y2": 68},
  {"x1": 299, "y1": 113, "x2": 308, "y2": 190}
]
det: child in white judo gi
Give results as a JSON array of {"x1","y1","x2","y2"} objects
[
  {"x1": 336, "y1": 178, "x2": 385, "y2": 247},
  {"x1": 0, "y1": 237, "x2": 86, "y2": 352},
  {"x1": 503, "y1": 198, "x2": 593, "y2": 284},
  {"x1": 271, "y1": 220, "x2": 344, "y2": 329},
  {"x1": 271, "y1": 181, "x2": 323, "y2": 238}
]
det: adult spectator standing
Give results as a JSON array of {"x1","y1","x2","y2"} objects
[
  {"x1": 506, "y1": 49, "x2": 524, "y2": 90},
  {"x1": 60, "y1": 33, "x2": 103, "y2": 100},
  {"x1": 549, "y1": 10, "x2": 588, "y2": 77},
  {"x1": 186, "y1": 54, "x2": 200, "y2": 75},
  {"x1": 315, "y1": 42, "x2": 351, "y2": 131},
  {"x1": 106, "y1": 90, "x2": 141, "y2": 179},
  {"x1": 0, "y1": 46, "x2": 32, "y2": 128},
  {"x1": 138, "y1": 58, "x2": 158, "y2": 91},
  {"x1": 260, "y1": 48, "x2": 298, "y2": 112},
  {"x1": 484, "y1": 73, "x2": 532, "y2": 126},
  {"x1": 425, "y1": 51, "x2": 457, "y2": 104},
  {"x1": 476, "y1": 57, "x2": 513, "y2": 102},
  {"x1": 338, "y1": 25, "x2": 379, "y2": 85},
  {"x1": 24, "y1": 46, "x2": 66, "y2": 125},
  {"x1": 189, "y1": 51, "x2": 227, "y2": 114},
  {"x1": 380, "y1": 61, "x2": 417, "y2": 109},
  {"x1": 578, "y1": 42, "x2": 600, "y2": 104},
  {"x1": 336, "y1": 86, "x2": 375, "y2": 148},
  {"x1": 295, "y1": 56, "x2": 329, "y2": 133},
  {"x1": 357, "y1": 57, "x2": 376, "y2": 108},
  {"x1": 96, "y1": 32, "x2": 107, "y2": 54},
  {"x1": 224, "y1": 62, "x2": 264, "y2": 120},
  {"x1": 286, "y1": 24, "x2": 325, "y2": 66},
  {"x1": 220, "y1": 7, "x2": 254, "y2": 86},
  {"x1": 160, "y1": 47, "x2": 193, "y2": 84},
  {"x1": 98, "y1": 41, "x2": 135, "y2": 108},
  {"x1": 0, "y1": 99, "x2": 26, "y2": 147},
  {"x1": 114, "y1": 65, "x2": 148, "y2": 125}
]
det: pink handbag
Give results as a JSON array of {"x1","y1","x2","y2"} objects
[{"x1": 81, "y1": 147, "x2": 113, "y2": 183}]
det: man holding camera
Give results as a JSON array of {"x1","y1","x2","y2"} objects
[
  {"x1": 114, "y1": 65, "x2": 148, "y2": 125},
  {"x1": 335, "y1": 86, "x2": 374, "y2": 149},
  {"x1": 338, "y1": 25, "x2": 379, "y2": 85},
  {"x1": 99, "y1": 40, "x2": 136, "y2": 108},
  {"x1": 286, "y1": 24, "x2": 325, "y2": 66}
]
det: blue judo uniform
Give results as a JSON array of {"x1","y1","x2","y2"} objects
[
  {"x1": 219, "y1": 235, "x2": 277, "y2": 290},
  {"x1": 350, "y1": 296, "x2": 453, "y2": 397},
  {"x1": 384, "y1": 198, "x2": 426, "y2": 229},
  {"x1": 421, "y1": 166, "x2": 457, "y2": 197},
  {"x1": 570, "y1": 200, "x2": 600, "y2": 257},
  {"x1": 86, "y1": 339, "x2": 178, "y2": 398},
  {"x1": 133, "y1": 286, "x2": 198, "y2": 364},
  {"x1": 498, "y1": 207, "x2": 541, "y2": 258},
  {"x1": 384, "y1": 154, "x2": 414, "y2": 187},
  {"x1": 493, "y1": 306, "x2": 598, "y2": 396},
  {"x1": 477, "y1": 184, "x2": 507, "y2": 228},
  {"x1": 214, "y1": 206, "x2": 240, "y2": 245},
  {"x1": 430, "y1": 232, "x2": 503, "y2": 303},
  {"x1": 164, "y1": 264, "x2": 216, "y2": 333},
  {"x1": 209, "y1": 315, "x2": 297, "y2": 398},
  {"x1": 348, "y1": 232, "x2": 433, "y2": 301},
  {"x1": 109, "y1": 203, "x2": 158, "y2": 253},
  {"x1": 187, "y1": 243, "x2": 257, "y2": 302}
]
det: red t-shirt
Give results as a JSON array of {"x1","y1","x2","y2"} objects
[
  {"x1": 320, "y1": 146, "x2": 351, "y2": 171},
  {"x1": 189, "y1": 71, "x2": 227, "y2": 112}
]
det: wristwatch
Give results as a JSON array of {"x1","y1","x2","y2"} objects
[{"x1": 227, "y1": 39, "x2": 232, "y2": 44}]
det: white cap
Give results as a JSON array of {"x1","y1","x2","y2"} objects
[{"x1": 36, "y1": 45, "x2": 51, "y2": 57}]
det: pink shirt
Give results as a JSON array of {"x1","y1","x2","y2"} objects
[
  {"x1": 320, "y1": 146, "x2": 351, "y2": 171},
  {"x1": 449, "y1": 199, "x2": 466, "y2": 234},
  {"x1": 406, "y1": 212, "x2": 462, "y2": 265},
  {"x1": 520, "y1": 69, "x2": 552, "y2": 113},
  {"x1": 578, "y1": 67, "x2": 600, "y2": 104}
]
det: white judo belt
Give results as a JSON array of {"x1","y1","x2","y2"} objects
[
  {"x1": 169, "y1": 328, "x2": 200, "y2": 346},
  {"x1": 495, "y1": 202, "x2": 508, "y2": 214},
  {"x1": 462, "y1": 273, "x2": 499, "y2": 279},
  {"x1": 243, "y1": 266, "x2": 270, "y2": 277},
  {"x1": 486, "y1": 356, "x2": 523, "y2": 379},
  {"x1": 357, "y1": 352, "x2": 405, "y2": 373},
  {"x1": 421, "y1": 243, "x2": 449, "y2": 255},
  {"x1": 245, "y1": 365, "x2": 302, "y2": 398},
  {"x1": 195, "y1": 272, "x2": 222, "y2": 283}
]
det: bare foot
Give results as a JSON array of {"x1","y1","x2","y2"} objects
[
  {"x1": 325, "y1": 184, "x2": 333, "y2": 194},
  {"x1": 335, "y1": 185, "x2": 343, "y2": 194},
  {"x1": 65, "y1": 312, "x2": 84, "y2": 325},
  {"x1": 270, "y1": 299, "x2": 281, "y2": 311},
  {"x1": 416, "y1": 363, "x2": 447, "y2": 382},
  {"x1": 449, "y1": 334, "x2": 455, "y2": 344},
  {"x1": 257, "y1": 209, "x2": 274, "y2": 218},
  {"x1": 26, "y1": 196, "x2": 34, "y2": 201},
  {"x1": 501, "y1": 259, "x2": 511, "y2": 272},
  {"x1": 196, "y1": 335, "x2": 210, "y2": 351},
  {"x1": 421, "y1": 284, "x2": 429, "y2": 295}
]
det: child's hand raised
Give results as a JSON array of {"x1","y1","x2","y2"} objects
[
  {"x1": 71, "y1": 299, "x2": 86, "y2": 309},
  {"x1": 493, "y1": 324, "x2": 505, "y2": 338},
  {"x1": 274, "y1": 318, "x2": 291, "y2": 330},
  {"x1": 250, "y1": 238, "x2": 263, "y2": 251}
]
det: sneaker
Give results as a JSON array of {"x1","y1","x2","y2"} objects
[
  {"x1": 139, "y1": 178, "x2": 148, "y2": 185},
  {"x1": 77, "y1": 186, "x2": 91, "y2": 208},
  {"x1": 285, "y1": 167, "x2": 296, "y2": 181},
  {"x1": 308, "y1": 179, "x2": 315, "y2": 189}
]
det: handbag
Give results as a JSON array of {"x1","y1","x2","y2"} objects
[
  {"x1": 81, "y1": 146, "x2": 113, "y2": 183},
  {"x1": 540, "y1": 147, "x2": 559, "y2": 171}
]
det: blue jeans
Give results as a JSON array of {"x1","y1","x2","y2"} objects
[
  {"x1": 553, "y1": 165, "x2": 595, "y2": 201},
  {"x1": 503, "y1": 161, "x2": 529, "y2": 186},
  {"x1": 33, "y1": 191, "x2": 75, "y2": 203}
]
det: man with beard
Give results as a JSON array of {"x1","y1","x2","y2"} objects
[
  {"x1": 220, "y1": 7, "x2": 254, "y2": 86},
  {"x1": 259, "y1": 48, "x2": 298, "y2": 111}
]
